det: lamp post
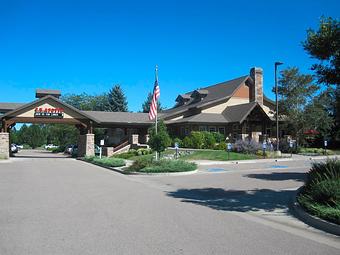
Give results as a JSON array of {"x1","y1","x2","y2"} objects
[{"x1": 275, "y1": 61, "x2": 283, "y2": 152}]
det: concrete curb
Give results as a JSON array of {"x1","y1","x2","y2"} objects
[
  {"x1": 291, "y1": 187, "x2": 340, "y2": 236},
  {"x1": 126, "y1": 169, "x2": 198, "y2": 176},
  {"x1": 78, "y1": 158, "x2": 198, "y2": 176}
]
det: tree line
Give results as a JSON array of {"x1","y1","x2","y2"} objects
[{"x1": 277, "y1": 16, "x2": 339, "y2": 147}]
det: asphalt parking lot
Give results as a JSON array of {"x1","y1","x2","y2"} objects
[{"x1": 0, "y1": 150, "x2": 339, "y2": 255}]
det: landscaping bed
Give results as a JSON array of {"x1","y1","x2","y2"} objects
[
  {"x1": 84, "y1": 156, "x2": 126, "y2": 168},
  {"x1": 297, "y1": 158, "x2": 340, "y2": 225},
  {"x1": 127, "y1": 157, "x2": 197, "y2": 173},
  {"x1": 298, "y1": 147, "x2": 336, "y2": 156}
]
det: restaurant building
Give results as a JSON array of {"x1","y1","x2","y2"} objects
[{"x1": 0, "y1": 67, "x2": 276, "y2": 158}]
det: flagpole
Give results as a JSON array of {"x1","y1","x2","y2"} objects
[{"x1": 155, "y1": 65, "x2": 158, "y2": 161}]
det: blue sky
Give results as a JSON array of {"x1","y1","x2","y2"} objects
[{"x1": 0, "y1": 0, "x2": 339, "y2": 111}]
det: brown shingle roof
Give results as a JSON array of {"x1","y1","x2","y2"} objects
[
  {"x1": 165, "y1": 102, "x2": 270, "y2": 124},
  {"x1": 162, "y1": 75, "x2": 249, "y2": 118},
  {"x1": 0, "y1": 103, "x2": 26, "y2": 113},
  {"x1": 82, "y1": 111, "x2": 151, "y2": 124},
  {"x1": 222, "y1": 102, "x2": 257, "y2": 123},
  {"x1": 165, "y1": 113, "x2": 228, "y2": 124}
]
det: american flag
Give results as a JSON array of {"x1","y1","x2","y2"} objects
[{"x1": 148, "y1": 79, "x2": 160, "y2": 120}]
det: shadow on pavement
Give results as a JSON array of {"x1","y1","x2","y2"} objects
[
  {"x1": 244, "y1": 172, "x2": 306, "y2": 182},
  {"x1": 167, "y1": 188, "x2": 297, "y2": 212},
  {"x1": 12, "y1": 155, "x2": 71, "y2": 159}
]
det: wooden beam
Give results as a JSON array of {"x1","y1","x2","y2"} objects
[{"x1": 3, "y1": 117, "x2": 87, "y2": 126}]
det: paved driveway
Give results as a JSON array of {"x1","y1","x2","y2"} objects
[{"x1": 0, "y1": 151, "x2": 339, "y2": 254}]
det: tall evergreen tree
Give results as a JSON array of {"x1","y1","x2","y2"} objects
[
  {"x1": 303, "y1": 16, "x2": 340, "y2": 141},
  {"x1": 108, "y1": 84, "x2": 128, "y2": 112},
  {"x1": 142, "y1": 92, "x2": 162, "y2": 113}
]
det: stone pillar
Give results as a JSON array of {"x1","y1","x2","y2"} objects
[
  {"x1": 250, "y1": 67, "x2": 263, "y2": 105},
  {"x1": 85, "y1": 134, "x2": 95, "y2": 156},
  {"x1": 0, "y1": 132, "x2": 10, "y2": 159},
  {"x1": 77, "y1": 134, "x2": 95, "y2": 157}
]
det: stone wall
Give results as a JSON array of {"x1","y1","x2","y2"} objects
[{"x1": 0, "y1": 132, "x2": 9, "y2": 159}]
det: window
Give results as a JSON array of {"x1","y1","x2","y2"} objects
[
  {"x1": 199, "y1": 126, "x2": 207, "y2": 132},
  {"x1": 218, "y1": 127, "x2": 225, "y2": 135},
  {"x1": 180, "y1": 127, "x2": 185, "y2": 136},
  {"x1": 209, "y1": 126, "x2": 216, "y2": 132},
  {"x1": 185, "y1": 127, "x2": 189, "y2": 135}
]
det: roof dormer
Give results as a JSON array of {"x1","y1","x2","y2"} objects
[
  {"x1": 175, "y1": 94, "x2": 191, "y2": 105},
  {"x1": 190, "y1": 89, "x2": 209, "y2": 101}
]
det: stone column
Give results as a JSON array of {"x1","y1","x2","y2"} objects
[
  {"x1": 0, "y1": 132, "x2": 10, "y2": 159},
  {"x1": 85, "y1": 134, "x2": 95, "y2": 156},
  {"x1": 77, "y1": 134, "x2": 95, "y2": 157}
]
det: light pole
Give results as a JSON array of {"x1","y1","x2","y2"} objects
[{"x1": 275, "y1": 61, "x2": 283, "y2": 152}]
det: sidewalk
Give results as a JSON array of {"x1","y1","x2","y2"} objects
[{"x1": 191, "y1": 154, "x2": 338, "y2": 166}]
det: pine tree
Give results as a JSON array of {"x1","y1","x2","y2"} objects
[
  {"x1": 142, "y1": 92, "x2": 162, "y2": 113},
  {"x1": 108, "y1": 84, "x2": 128, "y2": 112}
]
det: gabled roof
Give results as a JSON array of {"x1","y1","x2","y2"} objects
[
  {"x1": 166, "y1": 102, "x2": 270, "y2": 125},
  {"x1": 222, "y1": 102, "x2": 271, "y2": 123},
  {"x1": 162, "y1": 75, "x2": 249, "y2": 118},
  {"x1": 0, "y1": 95, "x2": 97, "y2": 122}
]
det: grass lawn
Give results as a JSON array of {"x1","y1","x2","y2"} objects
[{"x1": 179, "y1": 150, "x2": 257, "y2": 161}]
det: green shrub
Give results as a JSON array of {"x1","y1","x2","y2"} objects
[
  {"x1": 93, "y1": 157, "x2": 125, "y2": 167},
  {"x1": 202, "y1": 131, "x2": 216, "y2": 149},
  {"x1": 306, "y1": 158, "x2": 340, "y2": 187},
  {"x1": 298, "y1": 194, "x2": 340, "y2": 224},
  {"x1": 255, "y1": 150, "x2": 271, "y2": 157},
  {"x1": 299, "y1": 147, "x2": 334, "y2": 155},
  {"x1": 190, "y1": 131, "x2": 205, "y2": 149},
  {"x1": 212, "y1": 132, "x2": 224, "y2": 143},
  {"x1": 307, "y1": 179, "x2": 340, "y2": 206},
  {"x1": 141, "y1": 160, "x2": 196, "y2": 173},
  {"x1": 114, "y1": 148, "x2": 152, "y2": 159},
  {"x1": 114, "y1": 151, "x2": 136, "y2": 159},
  {"x1": 137, "y1": 148, "x2": 152, "y2": 156},
  {"x1": 298, "y1": 158, "x2": 340, "y2": 224},
  {"x1": 138, "y1": 159, "x2": 197, "y2": 173},
  {"x1": 85, "y1": 156, "x2": 125, "y2": 167},
  {"x1": 214, "y1": 142, "x2": 227, "y2": 150},
  {"x1": 128, "y1": 156, "x2": 154, "y2": 171},
  {"x1": 182, "y1": 136, "x2": 193, "y2": 148},
  {"x1": 84, "y1": 155, "x2": 96, "y2": 162}
]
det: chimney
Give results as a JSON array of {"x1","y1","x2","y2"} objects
[{"x1": 250, "y1": 67, "x2": 263, "y2": 105}]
